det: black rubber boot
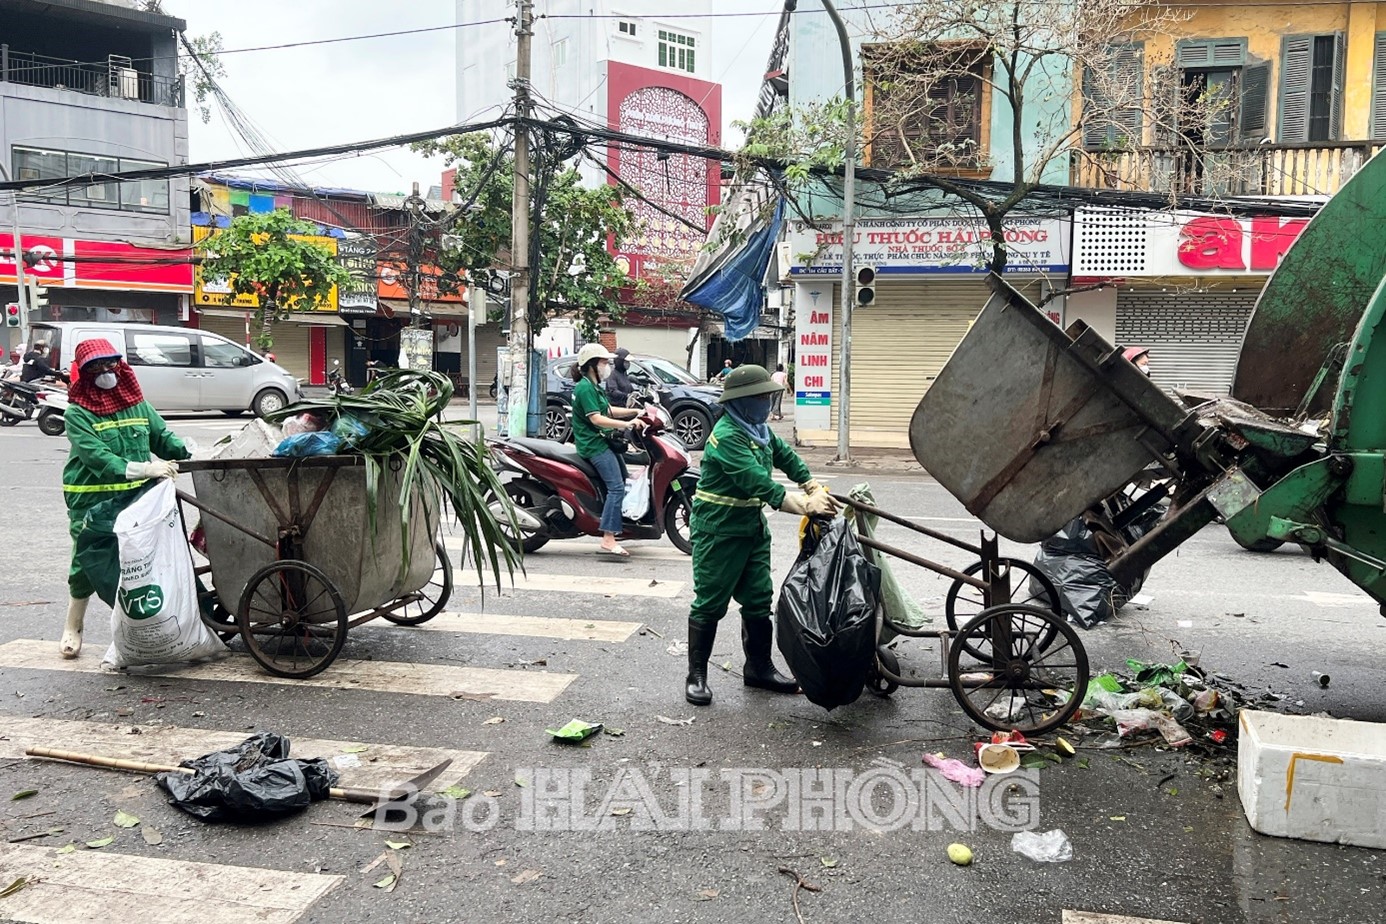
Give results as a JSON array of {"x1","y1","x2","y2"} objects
[
  {"x1": 742, "y1": 618, "x2": 799, "y2": 694},
  {"x1": 685, "y1": 620, "x2": 717, "y2": 706}
]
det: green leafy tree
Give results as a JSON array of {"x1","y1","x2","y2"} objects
[
  {"x1": 196, "y1": 209, "x2": 351, "y2": 351},
  {"x1": 412, "y1": 133, "x2": 636, "y2": 338}
]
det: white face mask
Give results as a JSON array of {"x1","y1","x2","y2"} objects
[
  {"x1": 1138, "y1": 362, "x2": 1151, "y2": 377},
  {"x1": 598, "y1": 362, "x2": 612, "y2": 382},
  {"x1": 95, "y1": 372, "x2": 118, "y2": 390}
]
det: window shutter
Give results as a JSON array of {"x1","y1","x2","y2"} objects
[
  {"x1": 1330, "y1": 31, "x2": 1346, "y2": 140},
  {"x1": 1279, "y1": 35, "x2": 1313, "y2": 143},
  {"x1": 1081, "y1": 63, "x2": 1109, "y2": 148},
  {"x1": 1177, "y1": 41, "x2": 1212, "y2": 69},
  {"x1": 1240, "y1": 61, "x2": 1271, "y2": 139},
  {"x1": 1212, "y1": 41, "x2": 1247, "y2": 67},
  {"x1": 1177, "y1": 39, "x2": 1246, "y2": 69},
  {"x1": 1374, "y1": 33, "x2": 1386, "y2": 138},
  {"x1": 1115, "y1": 44, "x2": 1145, "y2": 145}
]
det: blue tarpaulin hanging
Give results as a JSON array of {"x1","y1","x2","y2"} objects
[{"x1": 682, "y1": 197, "x2": 785, "y2": 342}]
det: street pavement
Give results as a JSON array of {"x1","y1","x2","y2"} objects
[{"x1": 1, "y1": 408, "x2": 1384, "y2": 924}]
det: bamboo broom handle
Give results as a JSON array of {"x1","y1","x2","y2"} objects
[{"x1": 25, "y1": 746, "x2": 370, "y2": 803}]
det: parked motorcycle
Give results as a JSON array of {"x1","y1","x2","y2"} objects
[
  {"x1": 486, "y1": 394, "x2": 697, "y2": 555},
  {"x1": 328, "y1": 359, "x2": 354, "y2": 396},
  {"x1": 0, "y1": 377, "x2": 44, "y2": 427},
  {"x1": 36, "y1": 386, "x2": 69, "y2": 436}
]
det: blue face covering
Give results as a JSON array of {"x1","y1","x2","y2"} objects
[{"x1": 725, "y1": 396, "x2": 774, "y2": 447}]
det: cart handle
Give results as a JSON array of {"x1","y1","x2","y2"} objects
[
  {"x1": 853, "y1": 533, "x2": 988, "y2": 591},
  {"x1": 831, "y1": 492, "x2": 983, "y2": 555}
]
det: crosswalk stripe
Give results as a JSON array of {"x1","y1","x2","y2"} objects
[
  {"x1": 1, "y1": 717, "x2": 486, "y2": 794},
  {"x1": 0, "y1": 639, "x2": 577, "y2": 703},
  {"x1": 455, "y1": 568, "x2": 686, "y2": 599},
  {"x1": 0, "y1": 843, "x2": 341, "y2": 924},
  {"x1": 393, "y1": 610, "x2": 641, "y2": 642},
  {"x1": 443, "y1": 535, "x2": 690, "y2": 564},
  {"x1": 1063, "y1": 913, "x2": 1191, "y2": 924}
]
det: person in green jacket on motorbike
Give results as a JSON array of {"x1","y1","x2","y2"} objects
[
  {"x1": 60, "y1": 338, "x2": 189, "y2": 658},
  {"x1": 685, "y1": 364, "x2": 838, "y2": 706}
]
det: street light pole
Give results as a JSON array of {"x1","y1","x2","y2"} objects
[
  {"x1": 506, "y1": 0, "x2": 535, "y2": 438},
  {"x1": 822, "y1": 0, "x2": 856, "y2": 463}
]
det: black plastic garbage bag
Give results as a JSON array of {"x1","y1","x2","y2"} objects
[
  {"x1": 156, "y1": 732, "x2": 338, "y2": 822},
  {"x1": 776, "y1": 517, "x2": 882, "y2": 710},
  {"x1": 1030, "y1": 513, "x2": 1155, "y2": 629}
]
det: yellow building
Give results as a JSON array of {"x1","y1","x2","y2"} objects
[{"x1": 1072, "y1": 0, "x2": 1386, "y2": 196}]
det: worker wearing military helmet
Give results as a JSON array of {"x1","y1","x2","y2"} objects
[{"x1": 685, "y1": 364, "x2": 838, "y2": 706}]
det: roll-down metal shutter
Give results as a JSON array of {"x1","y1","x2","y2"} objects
[
  {"x1": 197, "y1": 312, "x2": 313, "y2": 381},
  {"x1": 829, "y1": 279, "x2": 1040, "y2": 445},
  {"x1": 1115, "y1": 289, "x2": 1258, "y2": 395}
]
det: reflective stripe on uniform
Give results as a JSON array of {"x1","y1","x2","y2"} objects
[
  {"x1": 91, "y1": 418, "x2": 148, "y2": 433},
  {"x1": 707, "y1": 434, "x2": 718, "y2": 449},
  {"x1": 694, "y1": 489, "x2": 762, "y2": 508},
  {"x1": 63, "y1": 479, "x2": 150, "y2": 495}
]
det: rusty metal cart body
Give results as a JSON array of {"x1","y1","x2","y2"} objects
[
  {"x1": 178, "y1": 455, "x2": 453, "y2": 678},
  {"x1": 829, "y1": 491, "x2": 1090, "y2": 735}
]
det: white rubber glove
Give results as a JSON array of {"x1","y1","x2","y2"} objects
[
  {"x1": 778, "y1": 492, "x2": 811, "y2": 516},
  {"x1": 799, "y1": 479, "x2": 825, "y2": 494},
  {"x1": 125, "y1": 460, "x2": 179, "y2": 481},
  {"x1": 805, "y1": 491, "x2": 840, "y2": 517}
]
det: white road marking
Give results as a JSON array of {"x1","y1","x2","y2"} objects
[
  {"x1": 1063, "y1": 913, "x2": 1190, "y2": 924},
  {"x1": 1296, "y1": 590, "x2": 1372, "y2": 607},
  {"x1": 0, "y1": 639, "x2": 577, "y2": 703},
  {"x1": 0, "y1": 843, "x2": 341, "y2": 924},
  {"x1": 446, "y1": 561, "x2": 686, "y2": 599},
  {"x1": 394, "y1": 610, "x2": 641, "y2": 642},
  {"x1": 454, "y1": 537, "x2": 690, "y2": 563},
  {"x1": 1, "y1": 717, "x2": 486, "y2": 794}
]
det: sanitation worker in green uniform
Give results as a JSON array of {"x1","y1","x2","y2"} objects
[
  {"x1": 685, "y1": 365, "x2": 838, "y2": 706},
  {"x1": 60, "y1": 338, "x2": 189, "y2": 659}
]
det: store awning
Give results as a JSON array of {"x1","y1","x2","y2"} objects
[{"x1": 379, "y1": 299, "x2": 469, "y2": 321}]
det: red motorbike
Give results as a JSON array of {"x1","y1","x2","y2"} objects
[{"x1": 486, "y1": 398, "x2": 697, "y2": 555}]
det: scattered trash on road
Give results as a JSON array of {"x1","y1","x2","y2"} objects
[
  {"x1": 946, "y1": 843, "x2": 973, "y2": 866},
  {"x1": 1012, "y1": 829, "x2": 1073, "y2": 862},
  {"x1": 545, "y1": 720, "x2": 603, "y2": 742}
]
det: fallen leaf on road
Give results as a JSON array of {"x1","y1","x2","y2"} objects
[
  {"x1": 483, "y1": 717, "x2": 505, "y2": 726},
  {"x1": 510, "y1": 869, "x2": 541, "y2": 885},
  {"x1": 1109, "y1": 815, "x2": 1126, "y2": 822},
  {"x1": 55, "y1": 844, "x2": 75, "y2": 855},
  {"x1": 584, "y1": 623, "x2": 596, "y2": 629},
  {"x1": 385, "y1": 840, "x2": 411, "y2": 850},
  {"x1": 342, "y1": 744, "x2": 370, "y2": 754},
  {"x1": 483, "y1": 790, "x2": 502, "y2": 798},
  {"x1": 0, "y1": 878, "x2": 28, "y2": 898},
  {"x1": 10, "y1": 790, "x2": 37, "y2": 801},
  {"x1": 820, "y1": 857, "x2": 838, "y2": 868},
  {"x1": 141, "y1": 828, "x2": 163, "y2": 846},
  {"x1": 610, "y1": 807, "x2": 632, "y2": 817},
  {"x1": 603, "y1": 727, "x2": 625, "y2": 737},
  {"x1": 373, "y1": 875, "x2": 397, "y2": 891},
  {"x1": 514, "y1": 775, "x2": 528, "y2": 788},
  {"x1": 694, "y1": 888, "x2": 719, "y2": 900},
  {"x1": 113, "y1": 811, "x2": 140, "y2": 828},
  {"x1": 85, "y1": 837, "x2": 114, "y2": 849},
  {"x1": 441, "y1": 785, "x2": 471, "y2": 800},
  {"x1": 655, "y1": 715, "x2": 694, "y2": 726}
]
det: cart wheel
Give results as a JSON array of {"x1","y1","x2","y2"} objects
[
  {"x1": 947, "y1": 604, "x2": 1088, "y2": 735},
  {"x1": 866, "y1": 646, "x2": 900, "y2": 697},
  {"x1": 237, "y1": 560, "x2": 347, "y2": 679},
  {"x1": 382, "y1": 541, "x2": 453, "y2": 626},
  {"x1": 946, "y1": 557, "x2": 1061, "y2": 660}
]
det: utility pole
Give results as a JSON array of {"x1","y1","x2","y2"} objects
[
  {"x1": 506, "y1": 0, "x2": 534, "y2": 439},
  {"x1": 823, "y1": 0, "x2": 856, "y2": 464},
  {"x1": 1, "y1": 165, "x2": 31, "y2": 351},
  {"x1": 406, "y1": 180, "x2": 425, "y2": 329}
]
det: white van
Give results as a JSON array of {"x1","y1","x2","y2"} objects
[{"x1": 30, "y1": 322, "x2": 302, "y2": 418}]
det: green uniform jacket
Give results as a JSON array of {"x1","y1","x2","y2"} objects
[
  {"x1": 570, "y1": 377, "x2": 614, "y2": 460},
  {"x1": 63, "y1": 400, "x2": 190, "y2": 516},
  {"x1": 692, "y1": 415, "x2": 811, "y2": 537}
]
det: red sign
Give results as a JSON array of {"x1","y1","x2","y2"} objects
[
  {"x1": 376, "y1": 262, "x2": 466, "y2": 303},
  {"x1": 0, "y1": 234, "x2": 193, "y2": 292},
  {"x1": 1176, "y1": 217, "x2": 1309, "y2": 273}
]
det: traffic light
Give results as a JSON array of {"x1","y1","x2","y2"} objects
[
  {"x1": 4, "y1": 304, "x2": 18, "y2": 328},
  {"x1": 854, "y1": 265, "x2": 876, "y2": 307},
  {"x1": 27, "y1": 282, "x2": 48, "y2": 312}
]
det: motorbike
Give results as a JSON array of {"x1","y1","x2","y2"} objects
[
  {"x1": 486, "y1": 392, "x2": 697, "y2": 555},
  {"x1": 328, "y1": 359, "x2": 354, "y2": 396},
  {"x1": 36, "y1": 386, "x2": 69, "y2": 437},
  {"x1": 0, "y1": 377, "x2": 45, "y2": 427}
]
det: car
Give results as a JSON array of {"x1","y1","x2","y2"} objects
[
  {"x1": 29, "y1": 321, "x2": 302, "y2": 418},
  {"x1": 543, "y1": 352, "x2": 724, "y2": 450}
]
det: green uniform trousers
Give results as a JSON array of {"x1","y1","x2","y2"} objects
[{"x1": 689, "y1": 521, "x2": 774, "y2": 627}]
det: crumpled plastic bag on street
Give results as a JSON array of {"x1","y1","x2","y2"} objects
[
  {"x1": 1012, "y1": 829, "x2": 1073, "y2": 863},
  {"x1": 776, "y1": 517, "x2": 881, "y2": 710},
  {"x1": 156, "y1": 732, "x2": 339, "y2": 822}
]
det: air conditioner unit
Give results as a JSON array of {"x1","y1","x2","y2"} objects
[{"x1": 108, "y1": 55, "x2": 139, "y2": 100}]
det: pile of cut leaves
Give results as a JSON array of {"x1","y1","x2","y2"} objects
[{"x1": 269, "y1": 369, "x2": 520, "y2": 586}]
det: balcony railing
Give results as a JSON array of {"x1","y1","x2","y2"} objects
[
  {"x1": 1069, "y1": 141, "x2": 1384, "y2": 198},
  {"x1": 0, "y1": 45, "x2": 183, "y2": 108}
]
